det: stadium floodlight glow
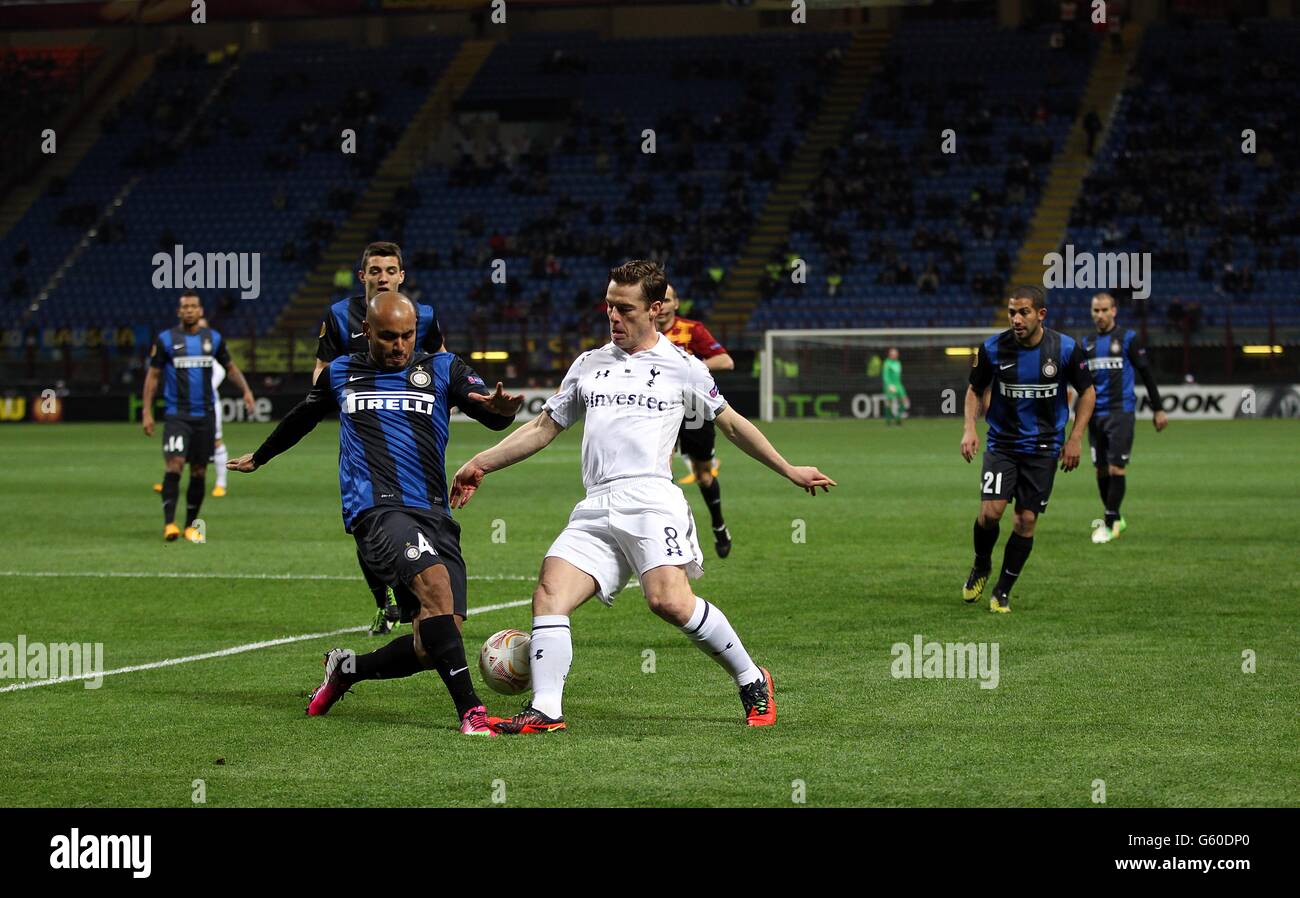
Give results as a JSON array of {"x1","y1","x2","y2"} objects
[
  {"x1": 1241, "y1": 345, "x2": 1283, "y2": 355},
  {"x1": 470, "y1": 351, "x2": 509, "y2": 361},
  {"x1": 945, "y1": 347, "x2": 979, "y2": 356}
]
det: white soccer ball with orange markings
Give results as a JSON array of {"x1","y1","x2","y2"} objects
[{"x1": 478, "y1": 628, "x2": 532, "y2": 695}]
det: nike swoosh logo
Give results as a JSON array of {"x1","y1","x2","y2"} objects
[
  {"x1": 449, "y1": 666, "x2": 468, "y2": 676},
  {"x1": 351, "y1": 332, "x2": 365, "y2": 339},
  {"x1": 1000, "y1": 363, "x2": 1015, "y2": 370},
  {"x1": 348, "y1": 375, "x2": 363, "y2": 382}
]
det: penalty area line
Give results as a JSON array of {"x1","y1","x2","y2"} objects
[{"x1": 0, "y1": 597, "x2": 532, "y2": 694}]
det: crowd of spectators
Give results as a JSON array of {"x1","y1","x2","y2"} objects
[{"x1": 1068, "y1": 18, "x2": 1300, "y2": 330}]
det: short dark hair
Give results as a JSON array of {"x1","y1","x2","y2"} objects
[
  {"x1": 179, "y1": 292, "x2": 201, "y2": 303},
  {"x1": 1091, "y1": 292, "x2": 1117, "y2": 308},
  {"x1": 1009, "y1": 285, "x2": 1046, "y2": 309},
  {"x1": 609, "y1": 259, "x2": 667, "y2": 307},
  {"x1": 360, "y1": 241, "x2": 403, "y2": 270}
]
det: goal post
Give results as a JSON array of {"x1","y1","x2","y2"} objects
[{"x1": 760, "y1": 328, "x2": 1000, "y2": 421}]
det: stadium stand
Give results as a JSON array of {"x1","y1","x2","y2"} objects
[
  {"x1": 752, "y1": 20, "x2": 1097, "y2": 331},
  {"x1": 1, "y1": 39, "x2": 461, "y2": 337},
  {"x1": 1056, "y1": 19, "x2": 1300, "y2": 331},
  {"x1": 391, "y1": 30, "x2": 850, "y2": 361},
  {"x1": 3, "y1": 18, "x2": 1296, "y2": 388}
]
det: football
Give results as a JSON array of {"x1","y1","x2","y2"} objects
[{"x1": 478, "y1": 628, "x2": 532, "y2": 695}]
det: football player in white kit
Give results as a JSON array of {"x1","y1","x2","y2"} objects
[
  {"x1": 202, "y1": 318, "x2": 231, "y2": 497},
  {"x1": 451, "y1": 261, "x2": 836, "y2": 733}
]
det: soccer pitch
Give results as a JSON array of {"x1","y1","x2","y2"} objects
[{"x1": 1, "y1": 419, "x2": 1295, "y2": 807}]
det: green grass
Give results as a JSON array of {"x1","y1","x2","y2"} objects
[{"x1": 0, "y1": 419, "x2": 1296, "y2": 807}]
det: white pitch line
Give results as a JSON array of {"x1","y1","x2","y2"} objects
[
  {"x1": 0, "y1": 570, "x2": 534, "y2": 582},
  {"x1": 0, "y1": 597, "x2": 532, "y2": 694}
]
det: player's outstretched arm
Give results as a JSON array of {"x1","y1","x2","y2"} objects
[
  {"x1": 459, "y1": 382, "x2": 524, "y2": 429},
  {"x1": 450, "y1": 410, "x2": 565, "y2": 508},
  {"x1": 713, "y1": 406, "x2": 836, "y2": 495},
  {"x1": 228, "y1": 389, "x2": 333, "y2": 473},
  {"x1": 960, "y1": 385, "x2": 982, "y2": 462},
  {"x1": 227, "y1": 452, "x2": 259, "y2": 473}
]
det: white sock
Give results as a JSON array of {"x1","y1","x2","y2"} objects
[
  {"x1": 680, "y1": 596, "x2": 760, "y2": 686},
  {"x1": 214, "y1": 444, "x2": 228, "y2": 488},
  {"x1": 529, "y1": 615, "x2": 571, "y2": 719}
]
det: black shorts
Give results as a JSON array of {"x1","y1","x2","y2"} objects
[
  {"x1": 162, "y1": 415, "x2": 215, "y2": 464},
  {"x1": 979, "y1": 448, "x2": 1057, "y2": 514},
  {"x1": 678, "y1": 417, "x2": 716, "y2": 462},
  {"x1": 1089, "y1": 413, "x2": 1135, "y2": 468},
  {"x1": 351, "y1": 507, "x2": 468, "y2": 618}
]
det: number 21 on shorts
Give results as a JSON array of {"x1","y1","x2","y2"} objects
[{"x1": 982, "y1": 471, "x2": 1003, "y2": 495}]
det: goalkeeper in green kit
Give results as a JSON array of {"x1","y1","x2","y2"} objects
[{"x1": 881, "y1": 347, "x2": 909, "y2": 425}]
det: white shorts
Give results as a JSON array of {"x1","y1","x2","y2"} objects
[
  {"x1": 545, "y1": 476, "x2": 704, "y2": 606},
  {"x1": 213, "y1": 401, "x2": 223, "y2": 442}
]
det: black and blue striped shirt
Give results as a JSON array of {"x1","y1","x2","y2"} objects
[
  {"x1": 1083, "y1": 327, "x2": 1162, "y2": 416},
  {"x1": 149, "y1": 326, "x2": 230, "y2": 419},
  {"x1": 970, "y1": 328, "x2": 1093, "y2": 456},
  {"x1": 253, "y1": 351, "x2": 514, "y2": 531},
  {"x1": 316, "y1": 294, "x2": 443, "y2": 363}
]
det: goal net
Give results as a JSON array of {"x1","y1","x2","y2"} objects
[{"x1": 760, "y1": 328, "x2": 1000, "y2": 421}]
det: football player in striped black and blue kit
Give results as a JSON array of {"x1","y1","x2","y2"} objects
[
  {"x1": 142, "y1": 292, "x2": 255, "y2": 542},
  {"x1": 229, "y1": 292, "x2": 523, "y2": 735},
  {"x1": 313, "y1": 241, "x2": 445, "y2": 635},
  {"x1": 1083, "y1": 292, "x2": 1168, "y2": 544},
  {"x1": 960, "y1": 286, "x2": 1096, "y2": 613}
]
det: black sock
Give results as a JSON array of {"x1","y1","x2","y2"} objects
[
  {"x1": 1105, "y1": 475, "x2": 1126, "y2": 527},
  {"x1": 184, "y1": 475, "x2": 205, "y2": 527},
  {"x1": 418, "y1": 615, "x2": 480, "y2": 718},
  {"x1": 699, "y1": 477, "x2": 725, "y2": 529},
  {"x1": 994, "y1": 533, "x2": 1033, "y2": 597},
  {"x1": 161, "y1": 472, "x2": 181, "y2": 524},
  {"x1": 973, "y1": 519, "x2": 999, "y2": 571},
  {"x1": 348, "y1": 635, "x2": 424, "y2": 684},
  {"x1": 1096, "y1": 473, "x2": 1110, "y2": 507},
  {"x1": 357, "y1": 550, "x2": 389, "y2": 610}
]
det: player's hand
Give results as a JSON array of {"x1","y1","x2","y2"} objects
[
  {"x1": 466, "y1": 383, "x2": 524, "y2": 418},
  {"x1": 960, "y1": 429, "x2": 979, "y2": 462},
  {"x1": 450, "y1": 459, "x2": 486, "y2": 509},
  {"x1": 243, "y1": 391, "x2": 256, "y2": 414},
  {"x1": 1060, "y1": 438, "x2": 1081, "y2": 472},
  {"x1": 1153, "y1": 410, "x2": 1169, "y2": 432},
  {"x1": 787, "y1": 466, "x2": 836, "y2": 495},
  {"x1": 142, "y1": 412, "x2": 154, "y2": 437},
  {"x1": 227, "y1": 453, "x2": 259, "y2": 473}
]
